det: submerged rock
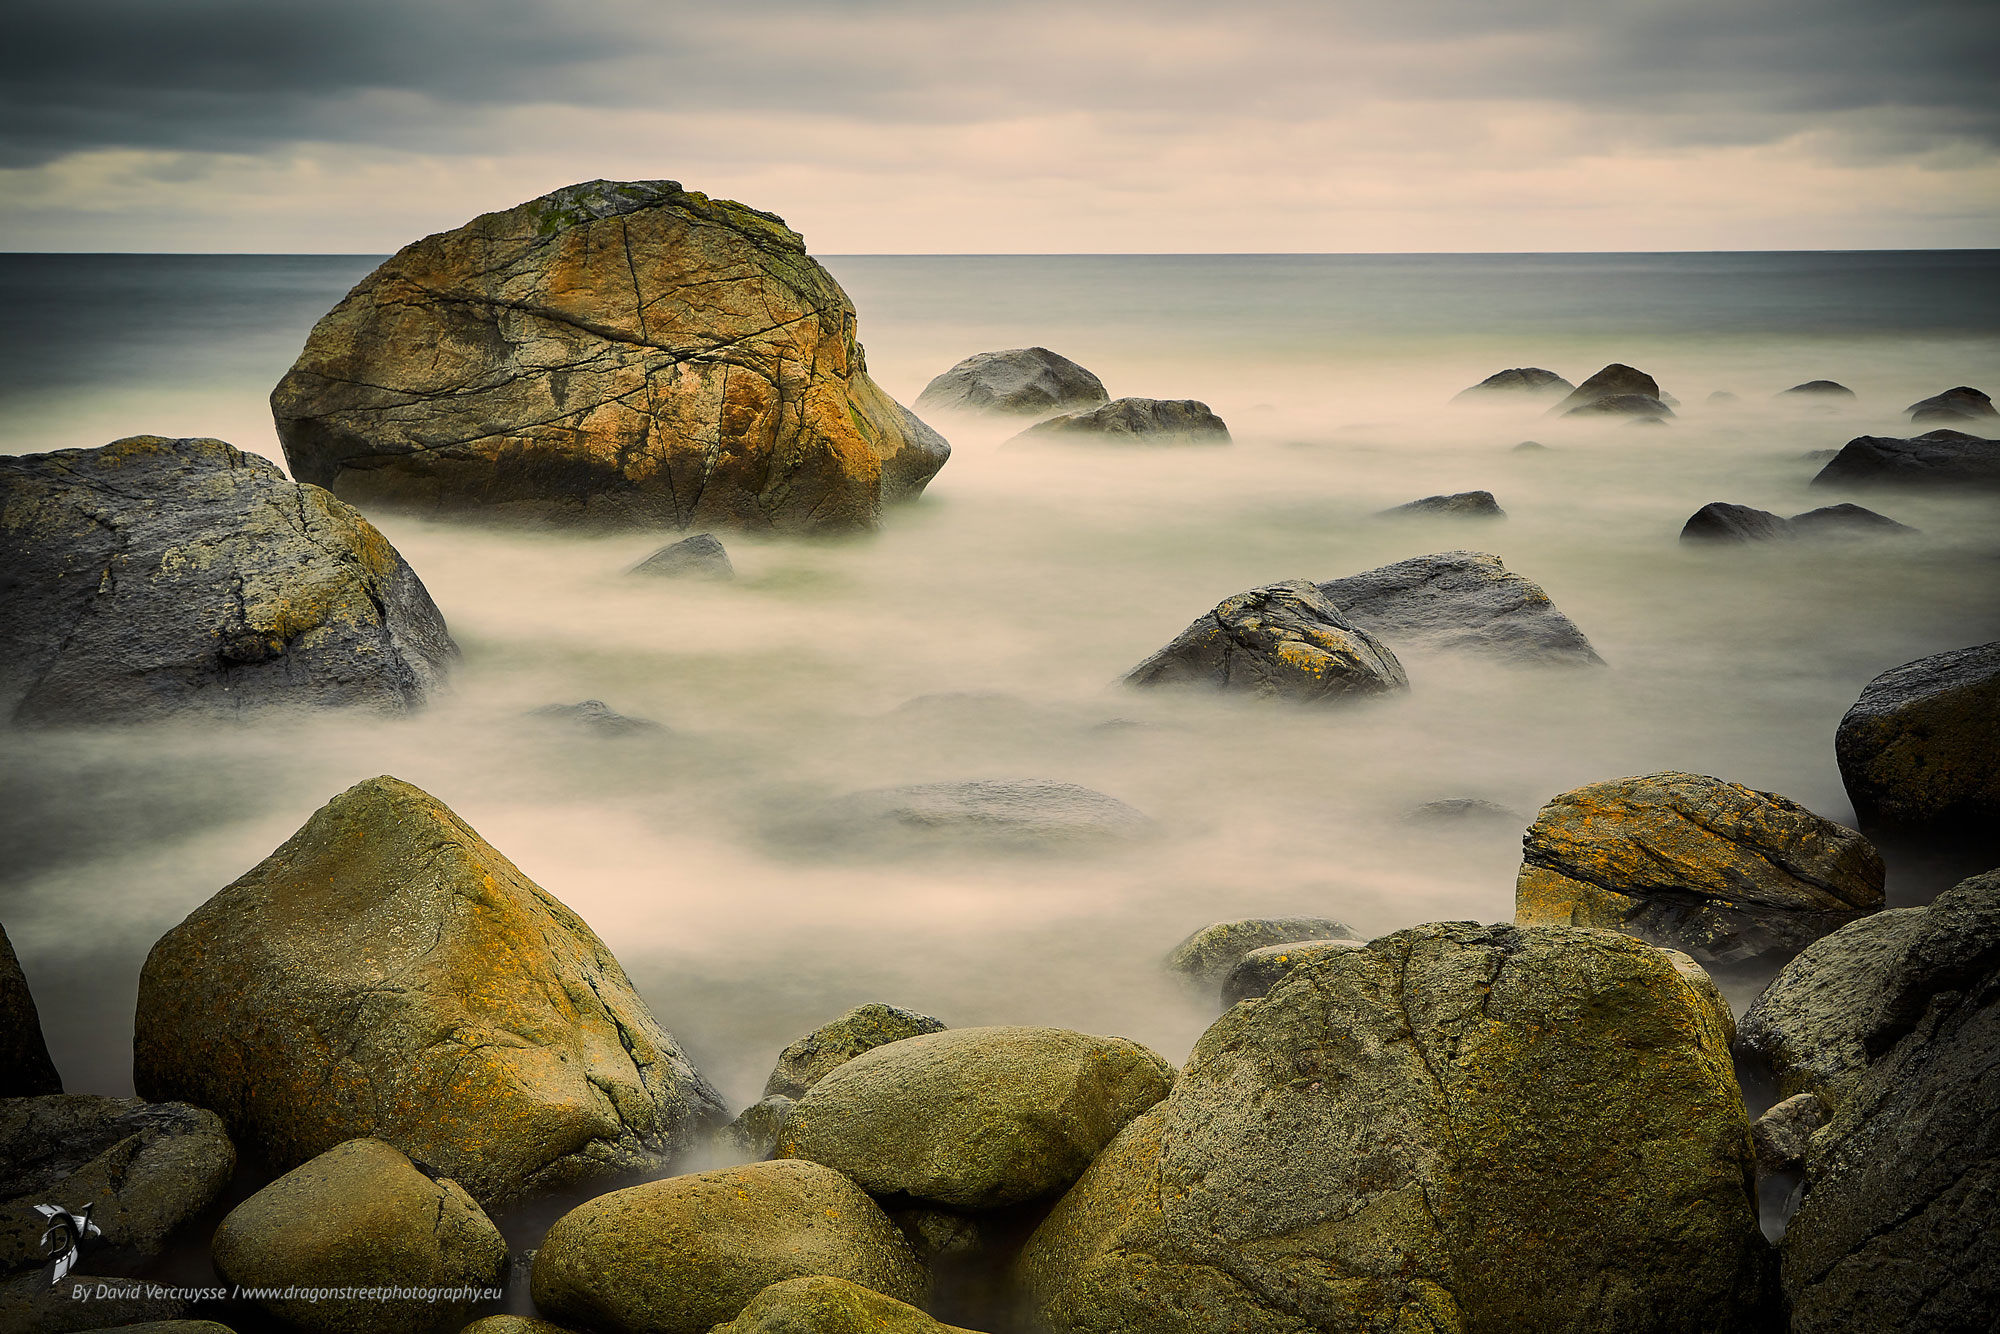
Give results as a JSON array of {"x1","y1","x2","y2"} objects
[
  {"x1": 916, "y1": 348, "x2": 1108, "y2": 418},
  {"x1": 1810, "y1": 429, "x2": 2000, "y2": 488},
  {"x1": 713, "y1": 1277, "x2": 981, "y2": 1334},
  {"x1": 1380, "y1": 490, "x2": 1505, "y2": 518},
  {"x1": 632, "y1": 532, "x2": 734, "y2": 579},
  {"x1": 795, "y1": 780, "x2": 1150, "y2": 854},
  {"x1": 1681, "y1": 502, "x2": 1792, "y2": 543},
  {"x1": 273, "y1": 179, "x2": 949, "y2": 532},
  {"x1": 1551, "y1": 363, "x2": 1669, "y2": 415},
  {"x1": 1516, "y1": 771, "x2": 1884, "y2": 967},
  {"x1": 1511, "y1": 439, "x2": 1548, "y2": 451},
  {"x1": 765, "y1": 1002, "x2": 949, "y2": 1099},
  {"x1": 527, "y1": 699, "x2": 666, "y2": 736},
  {"x1": 1904, "y1": 385, "x2": 1997, "y2": 423},
  {"x1": 1835, "y1": 641, "x2": 2000, "y2": 843},
  {"x1": 1452, "y1": 368, "x2": 1572, "y2": 400},
  {"x1": 1316, "y1": 550, "x2": 1604, "y2": 667},
  {"x1": 1405, "y1": 797, "x2": 1519, "y2": 825},
  {"x1": 1016, "y1": 923, "x2": 1770, "y2": 1334},
  {"x1": 0, "y1": 925, "x2": 59, "y2": 1096},
  {"x1": 1008, "y1": 398, "x2": 1229, "y2": 445},
  {"x1": 1220, "y1": 938, "x2": 1365, "y2": 1004},
  {"x1": 1779, "y1": 380, "x2": 1856, "y2": 398},
  {"x1": 1788, "y1": 503, "x2": 1915, "y2": 535},
  {"x1": 1164, "y1": 916, "x2": 1360, "y2": 986},
  {"x1": 1124, "y1": 580, "x2": 1408, "y2": 702},
  {"x1": 133, "y1": 775, "x2": 725, "y2": 1206},
  {"x1": 1567, "y1": 392, "x2": 1674, "y2": 419},
  {"x1": 0, "y1": 436, "x2": 456, "y2": 725}
]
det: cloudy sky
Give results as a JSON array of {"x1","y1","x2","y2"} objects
[{"x1": 3, "y1": 0, "x2": 1996, "y2": 253}]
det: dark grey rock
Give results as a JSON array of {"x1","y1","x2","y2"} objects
[
  {"x1": 528, "y1": 700, "x2": 666, "y2": 736},
  {"x1": 1779, "y1": 381, "x2": 1856, "y2": 398},
  {"x1": 1836, "y1": 641, "x2": 2000, "y2": 842},
  {"x1": 1009, "y1": 398, "x2": 1230, "y2": 445},
  {"x1": 796, "y1": 780, "x2": 1151, "y2": 854},
  {"x1": 1125, "y1": 580, "x2": 1407, "y2": 703},
  {"x1": 1905, "y1": 385, "x2": 1996, "y2": 423},
  {"x1": 1567, "y1": 392, "x2": 1674, "y2": 419},
  {"x1": 765, "y1": 1002, "x2": 949, "y2": 1099},
  {"x1": 1316, "y1": 550, "x2": 1604, "y2": 667},
  {"x1": 1788, "y1": 503, "x2": 1916, "y2": 536},
  {"x1": 1511, "y1": 439, "x2": 1548, "y2": 451},
  {"x1": 631, "y1": 532, "x2": 733, "y2": 579},
  {"x1": 0, "y1": 925, "x2": 59, "y2": 1097},
  {"x1": 0, "y1": 436, "x2": 457, "y2": 725},
  {"x1": 1800, "y1": 449, "x2": 1839, "y2": 461},
  {"x1": 1220, "y1": 938, "x2": 1366, "y2": 1004},
  {"x1": 1551, "y1": 363, "x2": 1668, "y2": 415},
  {"x1": 1681, "y1": 502, "x2": 1792, "y2": 543},
  {"x1": 1165, "y1": 917, "x2": 1360, "y2": 986},
  {"x1": 1751, "y1": 1093, "x2": 1828, "y2": 1173},
  {"x1": 1811, "y1": 429, "x2": 2000, "y2": 488},
  {"x1": 1380, "y1": 490, "x2": 1505, "y2": 518},
  {"x1": 1405, "y1": 797, "x2": 1520, "y2": 825},
  {"x1": 721, "y1": 1095, "x2": 794, "y2": 1162},
  {"x1": 915, "y1": 347, "x2": 1109, "y2": 418},
  {"x1": 1451, "y1": 368, "x2": 1574, "y2": 400}
]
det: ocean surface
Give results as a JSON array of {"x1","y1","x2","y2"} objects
[{"x1": 2, "y1": 248, "x2": 1997, "y2": 1129}]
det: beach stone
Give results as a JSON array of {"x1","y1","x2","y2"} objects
[
  {"x1": 273, "y1": 180, "x2": 948, "y2": 533},
  {"x1": 0, "y1": 1096, "x2": 234, "y2": 1276},
  {"x1": 796, "y1": 780, "x2": 1150, "y2": 854},
  {"x1": 776, "y1": 1026, "x2": 1174, "y2": 1210},
  {"x1": 1835, "y1": 641, "x2": 2000, "y2": 842},
  {"x1": 1405, "y1": 797, "x2": 1519, "y2": 825},
  {"x1": 721, "y1": 1095, "x2": 796, "y2": 1162},
  {"x1": 1165, "y1": 917, "x2": 1361, "y2": 986},
  {"x1": 1779, "y1": 380, "x2": 1856, "y2": 398},
  {"x1": 1788, "y1": 503, "x2": 1915, "y2": 536},
  {"x1": 1680, "y1": 502, "x2": 1792, "y2": 543},
  {"x1": 1015, "y1": 922, "x2": 1770, "y2": 1334},
  {"x1": 0, "y1": 435, "x2": 456, "y2": 725},
  {"x1": 1551, "y1": 363, "x2": 1668, "y2": 414},
  {"x1": 1810, "y1": 429, "x2": 2000, "y2": 488},
  {"x1": 1451, "y1": 367, "x2": 1572, "y2": 400},
  {"x1": 528, "y1": 699, "x2": 666, "y2": 736},
  {"x1": 765, "y1": 1003, "x2": 949, "y2": 1099},
  {"x1": 1751, "y1": 1093, "x2": 1828, "y2": 1174},
  {"x1": 1566, "y1": 392, "x2": 1674, "y2": 419},
  {"x1": 632, "y1": 532, "x2": 734, "y2": 579},
  {"x1": 531, "y1": 1159, "x2": 925, "y2": 1334},
  {"x1": 711, "y1": 1276, "x2": 981, "y2": 1334},
  {"x1": 0, "y1": 925, "x2": 59, "y2": 1097},
  {"x1": 1008, "y1": 398, "x2": 1229, "y2": 445},
  {"x1": 1904, "y1": 385, "x2": 1996, "y2": 423},
  {"x1": 1515, "y1": 771, "x2": 1885, "y2": 967},
  {"x1": 1124, "y1": 580, "x2": 1407, "y2": 702},
  {"x1": 133, "y1": 775, "x2": 725, "y2": 1206},
  {"x1": 915, "y1": 348, "x2": 1108, "y2": 418},
  {"x1": 1317, "y1": 550, "x2": 1603, "y2": 667},
  {"x1": 1381, "y1": 490, "x2": 1505, "y2": 518},
  {"x1": 211, "y1": 1138, "x2": 506, "y2": 1334},
  {"x1": 1220, "y1": 938, "x2": 1366, "y2": 1004}
]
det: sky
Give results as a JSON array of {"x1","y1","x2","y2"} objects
[{"x1": 2, "y1": 0, "x2": 1997, "y2": 253}]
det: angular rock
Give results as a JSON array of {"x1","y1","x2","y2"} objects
[
  {"x1": 1787, "y1": 503, "x2": 1914, "y2": 536},
  {"x1": 1220, "y1": 938, "x2": 1366, "y2": 1004},
  {"x1": 273, "y1": 180, "x2": 949, "y2": 532},
  {"x1": 0, "y1": 436, "x2": 456, "y2": 725},
  {"x1": 527, "y1": 699, "x2": 666, "y2": 736},
  {"x1": 1810, "y1": 429, "x2": 2000, "y2": 488},
  {"x1": 0, "y1": 925, "x2": 59, "y2": 1096},
  {"x1": 1124, "y1": 580, "x2": 1408, "y2": 702},
  {"x1": 1016, "y1": 923, "x2": 1770, "y2": 1334},
  {"x1": 1778, "y1": 381, "x2": 1856, "y2": 398},
  {"x1": 765, "y1": 1003, "x2": 949, "y2": 1099},
  {"x1": 1904, "y1": 385, "x2": 1996, "y2": 423},
  {"x1": 915, "y1": 348, "x2": 1108, "y2": 418},
  {"x1": 1551, "y1": 363, "x2": 1668, "y2": 414},
  {"x1": 776, "y1": 1026, "x2": 1174, "y2": 1210},
  {"x1": 711, "y1": 1276, "x2": 981, "y2": 1334},
  {"x1": 1515, "y1": 771, "x2": 1886, "y2": 967},
  {"x1": 1381, "y1": 491, "x2": 1505, "y2": 518},
  {"x1": 1680, "y1": 502, "x2": 1792, "y2": 543},
  {"x1": 1451, "y1": 368, "x2": 1573, "y2": 400},
  {"x1": 1566, "y1": 392, "x2": 1674, "y2": 419},
  {"x1": 1165, "y1": 916, "x2": 1361, "y2": 986},
  {"x1": 1835, "y1": 641, "x2": 2000, "y2": 842},
  {"x1": 0, "y1": 1096, "x2": 234, "y2": 1276},
  {"x1": 721, "y1": 1095, "x2": 795, "y2": 1162},
  {"x1": 531, "y1": 1159, "x2": 925, "y2": 1334},
  {"x1": 211, "y1": 1138, "x2": 506, "y2": 1334},
  {"x1": 1008, "y1": 398, "x2": 1229, "y2": 445},
  {"x1": 1750, "y1": 1093, "x2": 1828, "y2": 1174},
  {"x1": 794, "y1": 780, "x2": 1150, "y2": 854},
  {"x1": 632, "y1": 532, "x2": 734, "y2": 579},
  {"x1": 1316, "y1": 550, "x2": 1603, "y2": 667},
  {"x1": 133, "y1": 775, "x2": 725, "y2": 1206}
]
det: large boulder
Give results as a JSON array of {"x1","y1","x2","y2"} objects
[
  {"x1": 210, "y1": 1138, "x2": 506, "y2": 1334},
  {"x1": 531, "y1": 1159, "x2": 926, "y2": 1334},
  {"x1": 1451, "y1": 367, "x2": 1572, "y2": 400},
  {"x1": 1316, "y1": 550, "x2": 1603, "y2": 667},
  {"x1": 789, "y1": 780, "x2": 1150, "y2": 854},
  {"x1": 133, "y1": 775, "x2": 725, "y2": 1206},
  {"x1": 1810, "y1": 429, "x2": 2000, "y2": 488},
  {"x1": 1008, "y1": 398, "x2": 1229, "y2": 445},
  {"x1": 1164, "y1": 916, "x2": 1360, "y2": 987},
  {"x1": 1779, "y1": 380, "x2": 1856, "y2": 399},
  {"x1": 915, "y1": 348, "x2": 1108, "y2": 418},
  {"x1": 0, "y1": 436, "x2": 455, "y2": 725},
  {"x1": 1124, "y1": 580, "x2": 1408, "y2": 702},
  {"x1": 1904, "y1": 385, "x2": 1996, "y2": 423},
  {"x1": 1514, "y1": 771, "x2": 1885, "y2": 967},
  {"x1": 710, "y1": 1277, "x2": 983, "y2": 1334},
  {"x1": 1015, "y1": 923, "x2": 1770, "y2": 1334},
  {"x1": 1835, "y1": 641, "x2": 2000, "y2": 844},
  {"x1": 1680, "y1": 502, "x2": 1792, "y2": 543},
  {"x1": 765, "y1": 1003, "x2": 949, "y2": 1099},
  {"x1": 0, "y1": 924, "x2": 59, "y2": 1096},
  {"x1": 776, "y1": 1026, "x2": 1174, "y2": 1210},
  {"x1": 272, "y1": 180, "x2": 948, "y2": 532},
  {"x1": 0, "y1": 1096, "x2": 234, "y2": 1276},
  {"x1": 1550, "y1": 363, "x2": 1669, "y2": 415}
]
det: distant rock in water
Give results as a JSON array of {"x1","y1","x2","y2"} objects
[
  {"x1": 1551, "y1": 363, "x2": 1669, "y2": 415},
  {"x1": 915, "y1": 348, "x2": 1109, "y2": 418},
  {"x1": 1905, "y1": 385, "x2": 1997, "y2": 423},
  {"x1": 1316, "y1": 550, "x2": 1604, "y2": 667},
  {"x1": 1811, "y1": 429, "x2": 2000, "y2": 488},
  {"x1": 1512, "y1": 439, "x2": 1549, "y2": 451},
  {"x1": 1836, "y1": 641, "x2": 2000, "y2": 845},
  {"x1": 1008, "y1": 398, "x2": 1230, "y2": 445},
  {"x1": 1452, "y1": 367, "x2": 1574, "y2": 401},
  {"x1": 529, "y1": 700, "x2": 667, "y2": 736},
  {"x1": 1380, "y1": 490, "x2": 1505, "y2": 518},
  {"x1": 272, "y1": 179, "x2": 950, "y2": 532},
  {"x1": 1779, "y1": 380, "x2": 1856, "y2": 399},
  {"x1": 1567, "y1": 392, "x2": 1674, "y2": 419},
  {"x1": 632, "y1": 532, "x2": 734, "y2": 579},
  {"x1": 0, "y1": 435, "x2": 456, "y2": 725},
  {"x1": 1789, "y1": 504, "x2": 1915, "y2": 537},
  {"x1": 1682, "y1": 502, "x2": 1793, "y2": 543},
  {"x1": 1406, "y1": 797, "x2": 1520, "y2": 825},
  {"x1": 792, "y1": 780, "x2": 1151, "y2": 854},
  {"x1": 1124, "y1": 580, "x2": 1407, "y2": 703},
  {"x1": 1709, "y1": 390, "x2": 1740, "y2": 404}
]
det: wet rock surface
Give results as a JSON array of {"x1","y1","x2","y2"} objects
[
  {"x1": 1681, "y1": 502, "x2": 1792, "y2": 543},
  {"x1": 1316, "y1": 550, "x2": 1603, "y2": 667},
  {"x1": 916, "y1": 348, "x2": 1108, "y2": 418},
  {"x1": 1904, "y1": 385, "x2": 1996, "y2": 423},
  {"x1": 632, "y1": 532, "x2": 734, "y2": 579},
  {"x1": 1125, "y1": 580, "x2": 1408, "y2": 702},
  {"x1": 1007, "y1": 398, "x2": 1229, "y2": 445},
  {"x1": 1810, "y1": 429, "x2": 2000, "y2": 488},
  {"x1": 1836, "y1": 640, "x2": 2000, "y2": 845},
  {"x1": 1381, "y1": 490, "x2": 1505, "y2": 518}
]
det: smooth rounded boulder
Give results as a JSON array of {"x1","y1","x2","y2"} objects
[
  {"x1": 0, "y1": 924, "x2": 59, "y2": 1096},
  {"x1": 1835, "y1": 640, "x2": 2000, "y2": 845},
  {"x1": 1015, "y1": 923, "x2": 1770, "y2": 1334},
  {"x1": 632, "y1": 532, "x2": 733, "y2": 579},
  {"x1": 1451, "y1": 367, "x2": 1572, "y2": 400},
  {"x1": 531, "y1": 1159, "x2": 926, "y2": 1334},
  {"x1": 1220, "y1": 938, "x2": 1366, "y2": 1004},
  {"x1": 1680, "y1": 502, "x2": 1792, "y2": 543},
  {"x1": 710, "y1": 1277, "x2": 983, "y2": 1334},
  {"x1": 765, "y1": 1003, "x2": 949, "y2": 1099},
  {"x1": 1124, "y1": 580, "x2": 1407, "y2": 703},
  {"x1": 1904, "y1": 385, "x2": 1996, "y2": 423},
  {"x1": 1316, "y1": 550, "x2": 1603, "y2": 667},
  {"x1": 1008, "y1": 398, "x2": 1229, "y2": 445},
  {"x1": 1810, "y1": 429, "x2": 2000, "y2": 488},
  {"x1": 1779, "y1": 380, "x2": 1856, "y2": 399},
  {"x1": 1550, "y1": 363, "x2": 1671, "y2": 415},
  {"x1": 133, "y1": 775, "x2": 724, "y2": 1206},
  {"x1": 1515, "y1": 771, "x2": 1885, "y2": 967},
  {"x1": 1381, "y1": 490, "x2": 1505, "y2": 518},
  {"x1": 273, "y1": 179, "x2": 948, "y2": 532},
  {"x1": 1164, "y1": 916, "x2": 1360, "y2": 986},
  {"x1": 776, "y1": 1026, "x2": 1174, "y2": 1210},
  {"x1": 915, "y1": 348, "x2": 1108, "y2": 418},
  {"x1": 0, "y1": 436, "x2": 456, "y2": 724}
]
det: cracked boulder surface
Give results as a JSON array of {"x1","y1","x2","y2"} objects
[
  {"x1": 0, "y1": 436, "x2": 456, "y2": 724},
  {"x1": 1317, "y1": 550, "x2": 1603, "y2": 667},
  {"x1": 133, "y1": 775, "x2": 726, "y2": 1207},
  {"x1": 1014, "y1": 923, "x2": 1770, "y2": 1334},
  {"x1": 1835, "y1": 640, "x2": 2000, "y2": 845},
  {"x1": 1781, "y1": 867, "x2": 2000, "y2": 1333},
  {"x1": 1514, "y1": 771, "x2": 1885, "y2": 968},
  {"x1": 212, "y1": 1137, "x2": 505, "y2": 1334},
  {"x1": 1125, "y1": 580, "x2": 1408, "y2": 702},
  {"x1": 272, "y1": 179, "x2": 950, "y2": 531}
]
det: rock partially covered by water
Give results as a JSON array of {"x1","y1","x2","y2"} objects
[
  {"x1": 632, "y1": 532, "x2": 734, "y2": 579},
  {"x1": 0, "y1": 436, "x2": 456, "y2": 725},
  {"x1": 1811, "y1": 429, "x2": 2000, "y2": 488},
  {"x1": 1904, "y1": 385, "x2": 1997, "y2": 423},
  {"x1": 1779, "y1": 380, "x2": 1856, "y2": 399},
  {"x1": 1016, "y1": 923, "x2": 1770, "y2": 1334},
  {"x1": 1515, "y1": 771, "x2": 1885, "y2": 967},
  {"x1": 1316, "y1": 550, "x2": 1604, "y2": 667},
  {"x1": 1568, "y1": 393, "x2": 1674, "y2": 419},
  {"x1": 211, "y1": 1138, "x2": 506, "y2": 1334},
  {"x1": 1220, "y1": 938, "x2": 1365, "y2": 1004},
  {"x1": 532, "y1": 1159, "x2": 926, "y2": 1334},
  {"x1": 1836, "y1": 641, "x2": 2000, "y2": 844},
  {"x1": 1552, "y1": 363, "x2": 1670, "y2": 415},
  {"x1": 1380, "y1": 490, "x2": 1505, "y2": 518},
  {"x1": 1125, "y1": 580, "x2": 1407, "y2": 702},
  {"x1": 765, "y1": 1003, "x2": 949, "y2": 1099},
  {"x1": 1452, "y1": 367, "x2": 1573, "y2": 400},
  {"x1": 133, "y1": 775, "x2": 725, "y2": 1206},
  {"x1": 796, "y1": 780, "x2": 1150, "y2": 854},
  {"x1": 776, "y1": 1026, "x2": 1174, "y2": 1210},
  {"x1": 1164, "y1": 916, "x2": 1360, "y2": 986},
  {"x1": 1681, "y1": 502, "x2": 1792, "y2": 543},
  {"x1": 1789, "y1": 503, "x2": 1915, "y2": 536},
  {"x1": 712, "y1": 1277, "x2": 982, "y2": 1334},
  {"x1": 1008, "y1": 398, "x2": 1229, "y2": 445},
  {"x1": 916, "y1": 348, "x2": 1108, "y2": 418},
  {"x1": 1405, "y1": 797, "x2": 1520, "y2": 825},
  {"x1": 528, "y1": 699, "x2": 666, "y2": 736},
  {"x1": 273, "y1": 180, "x2": 948, "y2": 532},
  {"x1": 0, "y1": 925, "x2": 59, "y2": 1097}
]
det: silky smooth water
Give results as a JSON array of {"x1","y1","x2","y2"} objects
[{"x1": 2, "y1": 250, "x2": 1997, "y2": 1119}]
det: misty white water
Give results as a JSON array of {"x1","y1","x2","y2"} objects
[{"x1": 2, "y1": 251, "x2": 1996, "y2": 1119}]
